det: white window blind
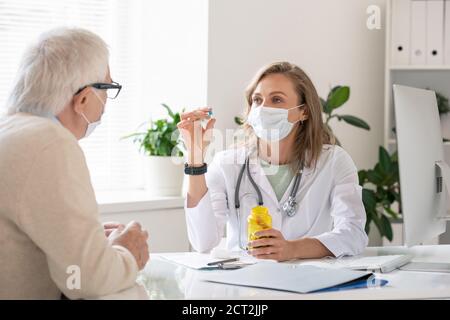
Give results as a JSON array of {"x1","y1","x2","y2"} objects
[{"x1": 0, "y1": 0, "x2": 145, "y2": 191}]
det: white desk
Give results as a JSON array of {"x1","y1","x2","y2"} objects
[{"x1": 99, "y1": 245, "x2": 450, "y2": 300}]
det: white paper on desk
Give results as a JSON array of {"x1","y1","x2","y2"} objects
[
  {"x1": 160, "y1": 252, "x2": 260, "y2": 270},
  {"x1": 201, "y1": 263, "x2": 372, "y2": 294}
]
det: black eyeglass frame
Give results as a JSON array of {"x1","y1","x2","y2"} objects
[{"x1": 74, "y1": 81, "x2": 122, "y2": 99}]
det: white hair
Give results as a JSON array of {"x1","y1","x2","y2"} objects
[{"x1": 7, "y1": 27, "x2": 109, "y2": 116}]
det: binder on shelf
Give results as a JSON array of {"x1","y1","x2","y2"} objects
[
  {"x1": 411, "y1": 0, "x2": 427, "y2": 65},
  {"x1": 427, "y1": 0, "x2": 445, "y2": 65},
  {"x1": 391, "y1": 0, "x2": 412, "y2": 65},
  {"x1": 445, "y1": 0, "x2": 450, "y2": 65}
]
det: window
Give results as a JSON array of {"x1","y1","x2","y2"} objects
[{"x1": 0, "y1": 0, "x2": 208, "y2": 193}]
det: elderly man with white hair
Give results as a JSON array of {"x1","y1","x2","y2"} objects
[{"x1": 0, "y1": 28, "x2": 150, "y2": 299}]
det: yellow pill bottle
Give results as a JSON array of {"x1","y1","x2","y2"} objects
[{"x1": 247, "y1": 206, "x2": 272, "y2": 247}]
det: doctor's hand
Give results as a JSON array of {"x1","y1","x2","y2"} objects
[
  {"x1": 177, "y1": 107, "x2": 216, "y2": 165},
  {"x1": 248, "y1": 228, "x2": 295, "y2": 262}
]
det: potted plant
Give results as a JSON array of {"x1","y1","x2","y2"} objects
[
  {"x1": 358, "y1": 147, "x2": 400, "y2": 242},
  {"x1": 123, "y1": 104, "x2": 185, "y2": 197}
]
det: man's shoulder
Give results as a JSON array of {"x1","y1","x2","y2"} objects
[
  {"x1": 0, "y1": 113, "x2": 79, "y2": 159},
  {"x1": 0, "y1": 113, "x2": 77, "y2": 150}
]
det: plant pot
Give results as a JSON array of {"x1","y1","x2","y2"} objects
[
  {"x1": 382, "y1": 218, "x2": 404, "y2": 247},
  {"x1": 144, "y1": 156, "x2": 185, "y2": 197},
  {"x1": 368, "y1": 221, "x2": 382, "y2": 247}
]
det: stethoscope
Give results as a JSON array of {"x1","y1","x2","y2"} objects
[{"x1": 234, "y1": 155, "x2": 304, "y2": 250}]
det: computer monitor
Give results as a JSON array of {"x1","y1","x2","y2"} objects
[{"x1": 393, "y1": 84, "x2": 449, "y2": 246}]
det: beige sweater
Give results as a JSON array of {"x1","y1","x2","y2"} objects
[{"x1": 0, "y1": 113, "x2": 138, "y2": 299}]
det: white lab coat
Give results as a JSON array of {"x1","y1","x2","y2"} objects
[{"x1": 185, "y1": 144, "x2": 368, "y2": 258}]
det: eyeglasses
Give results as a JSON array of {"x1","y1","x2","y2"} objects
[{"x1": 74, "y1": 81, "x2": 122, "y2": 99}]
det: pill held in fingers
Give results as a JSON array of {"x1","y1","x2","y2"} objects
[
  {"x1": 201, "y1": 108, "x2": 213, "y2": 118},
  {"x1": 198, "y1": 109, "x2": 213, "y2": 119}
]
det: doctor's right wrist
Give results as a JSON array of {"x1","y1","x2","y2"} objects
[
  {"x1": 185, "y1": 162, "x2": 207, "y2": 176},
  {"x1": 187, "y1": 162, "x2": 204, "y2": 167},
  {"x1": 187, "y1": 154, "x2": 204, "y2": 167}
]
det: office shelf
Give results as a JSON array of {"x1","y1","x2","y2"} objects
[
  {"x1": 385, "y1": 0, "x2": 450, "y2": 153},
  {"x1": 390, "y1": 65, "x2": 450, "y2": 71}
]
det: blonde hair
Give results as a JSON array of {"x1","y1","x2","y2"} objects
[
  {"x1": 242, "y1": 61, "x2": 335, "y2": 170},
  {"x1": 7, "y1": 27, "x2": 109, "y2": 117}
]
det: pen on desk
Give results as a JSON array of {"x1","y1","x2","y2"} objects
[{"x1": 207, "y1": 258, "x2": 239, "y2": 266}]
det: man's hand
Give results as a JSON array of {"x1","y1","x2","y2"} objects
[
  {"x1": 103, "y1": 221, "x2": 125, "y2": 237},
  {"x1": 108, "y1": 221, "x2": 150, "y2": 270}
]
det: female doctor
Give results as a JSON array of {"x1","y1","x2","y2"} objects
[{"x1": 177, "y1": 61, "x2": 368, "y2": 262}]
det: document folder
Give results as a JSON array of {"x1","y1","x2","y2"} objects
[
  {"x1": 445, "y1": 0, "x2": 450, "y2": 64},
  {"x1": 202, "y1": 263, "x2": 374, "y2": 294},
  {"x1": 426, "y1": 0, "x2": 445, "y2": 65},
  {"x1": 391, "y1": 0, "x2": 412, "y2": 65},
  {"x1": 411, "y1": 0, "x2": 427, "y2": 65}
]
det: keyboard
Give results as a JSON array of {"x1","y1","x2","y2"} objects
[{"x1": 339, "y1": 255, "x2": 413, "y2": 273}]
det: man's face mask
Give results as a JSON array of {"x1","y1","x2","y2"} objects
[
  {"x1": 79, "y1": 90, "x2": 105, "y2": 139},
  {"x1": 80, "y1": 112, "x2": 102, "y2": 138}
]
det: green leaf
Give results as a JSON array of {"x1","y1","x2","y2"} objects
[
  {"x1": 393, "y1": 191, "x2": 401, "y2": 204},
  {"x1": 362, "y1": 189, "x2": 377, "y2": 212},
  {"x1": 358, "y1": 170, "x2": 368, "y2": 185},
  {"x1": 436, "y1": 91, "x2": 450, "y2": 115},
  {"x1": 120, "y1": 132, "x2": 146, "y2": 140},
  {"x1": 338, "y1": 115, "x2": 370, "y2": 130},
  {"x1": 379, "y1": 146, "x2": 392, "y2": 173},
  {"x1": 320, "y1": 97, "x2": 332, "y2": 114},
  {"x1": 371, "y1": 212, "x2": 384, "y2": 237},
  {"x1": 161, "y1": 103, "x2": 175, "y2": 119},
  {"x1": 380, "y1": 215, "x2": 393, "y2": 242},
  {"x1": 366, "y1": 169, "x2": 384, "y2": 185},
  {"x1": 381, "y1": 188, "x2": 396, "y2": 204},
  {"x1": 327, "y1": 86, "x2": 350, "y2": 110},
  {"x1": 365, "y1": 212, "x2": 372, "y2": 234},
  {"x1": 234, "y1": 116, "x2": 244, "y2": 126}
]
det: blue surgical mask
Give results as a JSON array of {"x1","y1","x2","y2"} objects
[
  {"x1": 80, "y1": 112, "x2": 102, "y2": 138},
  {"x1": 247, "y1": 104, "x2": 305, "y2": 141}
]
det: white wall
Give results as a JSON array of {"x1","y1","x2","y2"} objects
[
  {"x1": 141, "y1": 0, "x2": 209, "y2": 121},
  {"x1": 207, "y1": 0, "x2": 386, "y2": 170}
]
